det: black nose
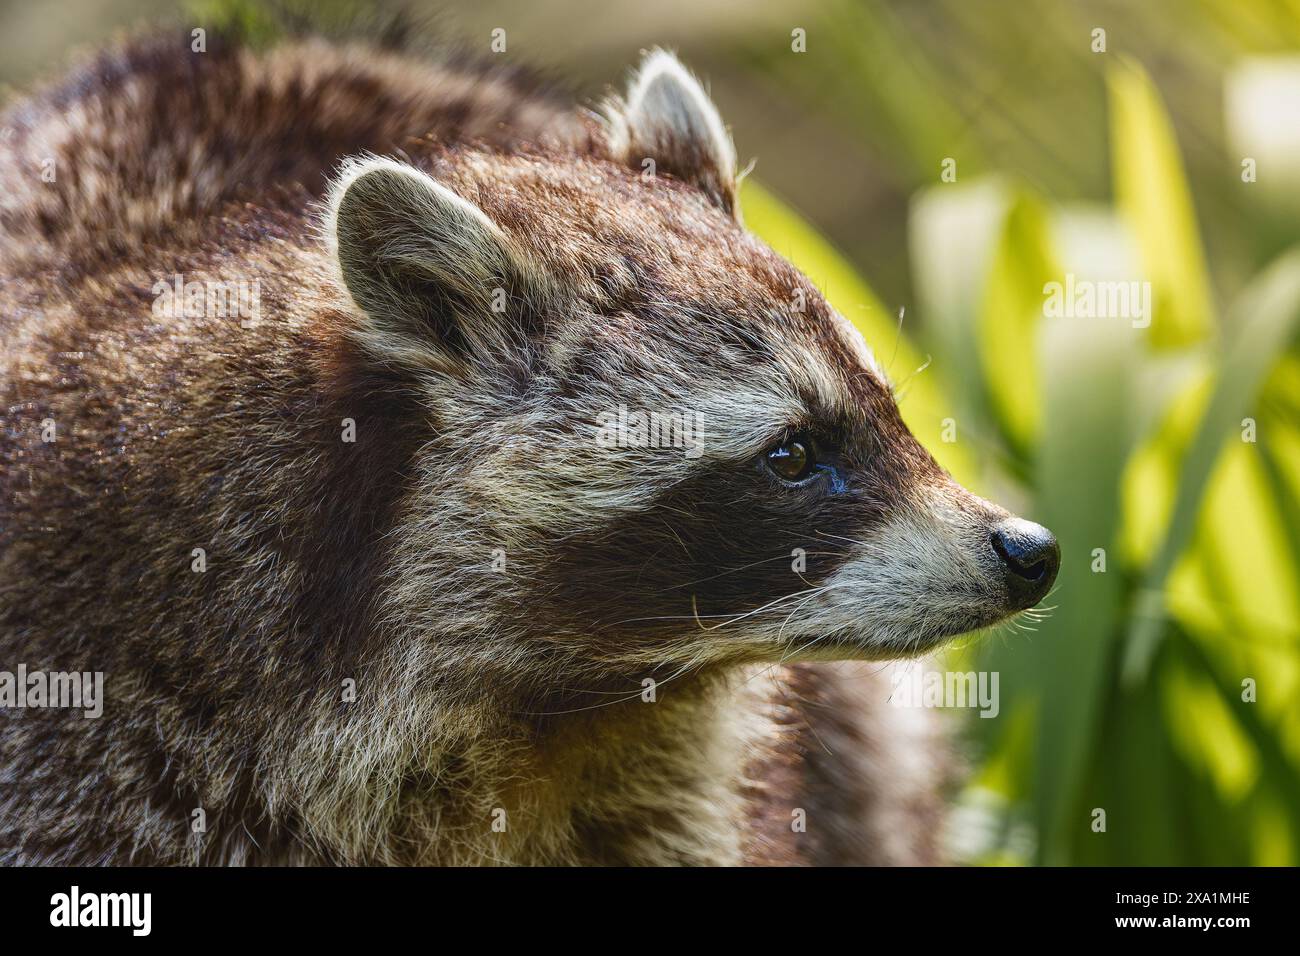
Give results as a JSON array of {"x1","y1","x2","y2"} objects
[{"x1": 990, "y1": 519, "x2": 1060, "y2": 609}]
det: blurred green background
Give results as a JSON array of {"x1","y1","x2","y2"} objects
[{"x1": 4, "y1": 0, "x2": 1297, "y2": 865}]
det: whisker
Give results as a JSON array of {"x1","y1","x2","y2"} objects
[
  {"x1": 609, "y1": 584, "x2": 833, "y2": 632},
  {"x1": 892, "y1": 354, "x2": 933, "y2": 403}
]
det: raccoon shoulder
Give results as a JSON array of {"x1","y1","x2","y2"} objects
[{"x1": 0, "y1": 29, "x2": 590, "y2": 282}]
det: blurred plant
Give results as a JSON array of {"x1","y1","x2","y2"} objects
[{"x1": 742, "y1": 54, "x2": 1300, "y2": 866}]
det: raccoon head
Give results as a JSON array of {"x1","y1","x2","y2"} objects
[{"x1": 322, "y1": 51, "x2": 1058, "y2": 681}]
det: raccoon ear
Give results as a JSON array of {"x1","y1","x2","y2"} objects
[
  {"x1": 610, "y1": 50, "x2": 738, "y2": 218},
  {"x1": 325, "y1": 156, "x2": 539, "y2": 372}
]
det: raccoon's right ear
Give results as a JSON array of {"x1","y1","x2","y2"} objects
[
  {"x1": 606, "y1": 50, "x2": 739, "y2": 219},
  {"x1": 325, "y1": 156, "x2": 542, "y2": 373}
]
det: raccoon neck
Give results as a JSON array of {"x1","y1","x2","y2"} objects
[
  {"x1": 502, "y1": 669, "x2": 758, "y2": 866},
  {"x1": 299, "y1": 668, "x2": 762, "y2": 866}
]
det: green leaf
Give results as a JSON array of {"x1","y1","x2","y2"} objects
[
  {"x1": 1123, "y1": 245, "x2": 1300, "y2": 683},
  {"x1": 977, "y1": 193, "x2": 1056, "y2": 451},
  {"x1": 1108, "y1": 58, "x2": 1217, "y2": 349},
  {"x1": 909, "y1": 179, "x2": 1010, "y2": 432},
  {"x1": 1029, "y1": 313, "x2": 1137, "y2": 864}
]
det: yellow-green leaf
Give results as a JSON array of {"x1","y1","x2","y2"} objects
[
  {"x1": 1108, "y1": 58, "x2": 1217, "y2": 349},
  {"x1": 978, "y1": 193, "x2": 1056, "y2": 449}
]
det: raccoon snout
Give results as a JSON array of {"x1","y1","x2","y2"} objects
[{"x1": 989, "y1": 519, "x2": 1060, "y2": 610}]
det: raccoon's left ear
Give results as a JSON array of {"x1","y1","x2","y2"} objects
[
  {"x1": 324, "y1": 156, "x2": 545, "y2": 375},
  {"x1": 607, "y1": 50, "x2": 739, "y2": 218}
]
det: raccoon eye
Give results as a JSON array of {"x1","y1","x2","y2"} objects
[{"x1": 765, "y1": 435, "x2": 817, "y2": 483}]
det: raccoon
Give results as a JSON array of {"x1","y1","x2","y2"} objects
[{"x1": 0, "y1": 29, "x2": 1058, "y2": 866}]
